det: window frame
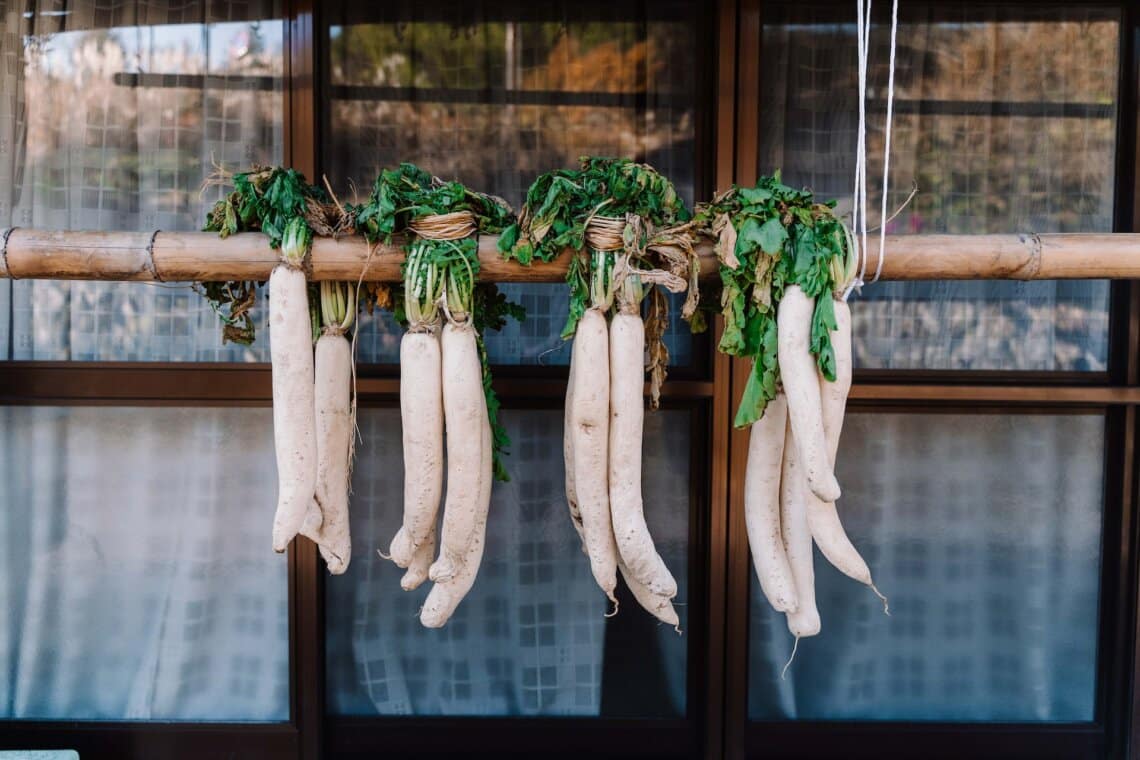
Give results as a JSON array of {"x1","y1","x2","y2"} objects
[
  {"x1": 0, "y1": 1, "x2": 1138, "y2": 758},
  {"x1": 726, "y1": 2, "x2": 1140, "y2": 759}
]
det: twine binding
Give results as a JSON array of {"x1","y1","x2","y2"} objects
[{"x1": 410, "y1": 211, "x2": 477, "y2": 241}]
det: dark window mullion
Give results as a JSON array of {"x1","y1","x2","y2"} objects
[{"x1": 284, "y1": 0, "x2": 324, "y2": 758}]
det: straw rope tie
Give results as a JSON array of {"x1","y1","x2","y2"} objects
[
  {"x1": 584, "y1": 215, "x2": 627, "y2": 252},
  {"x1": 409, "y1": 211, "x2": 477, "y2": 241}
]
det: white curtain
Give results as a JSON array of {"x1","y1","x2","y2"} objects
[
  {"x1": 749, "y1": 413, "x2": 1104, "y2": 721},
  {"x1": 0, "y1": 0, "x2": 282, "y2": 361},
  {"x1": 0, "y1": 0, "x2": 290, "y2": 722},
  {"x1": 0, "y1": 406, "x2": 289, "y2": 720}
]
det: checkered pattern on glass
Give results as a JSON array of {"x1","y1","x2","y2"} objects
[
  {"x1": 326, "y1": 408, "x2": 690, "y2": 717},
  {"x1": 748, "y1": 413, "x2": 1103, "y2": 721},
  {"x1": 325, "y1": 11, "x2": 700, "y2": 366},
  {"x1": 0, "y1": 1, "x2": 282, "y2": 361},
  {"x1": 760, "y1": 7, "x2": 1115, "y2": 370}
]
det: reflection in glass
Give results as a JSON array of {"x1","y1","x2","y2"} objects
[
  {"x1": 0, "y1": 407, "x2": 288, "y2": 721},
  {"x1": 749, "y1": 413, "x2": 1103, "y2": 721},
  {"x1": 761, "y1": 6, "x2": 1117, "y2": 370},
  {"x1": 0, "y1": 2, "x2": 284, "y2": 361},
  {"x1": 323, "y1": 3, "x2": 702, "y2": 366},
  {"x1": 327, "y1": 408, "x2": 690, "y2": 716}
]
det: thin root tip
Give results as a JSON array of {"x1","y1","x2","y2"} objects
[
  {"x1": 870, "y1": 582, "x2": 890, "y2": 615},
  {"x1": 780, "y1": 636, "x2": 801, "y2": 681},
  {"x1": 604, "y1": 597, "x2": 620, "y2": 618},
  {"x1": 376, "y1": 549, "x2": 392, "y2": 561}
]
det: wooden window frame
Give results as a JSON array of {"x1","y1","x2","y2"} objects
[
  {"x1": 1, "y1": 1, "x2": 1139, "y2": 758},
  {"x1": 726, "y1": 2, "x2": 1140, "y2": 759}
]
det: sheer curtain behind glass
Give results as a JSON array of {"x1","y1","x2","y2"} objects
[
  {"x1": 0, "y1": 0, "x2": 282, "y2": 360},
  {"x1": 760, "y1": 5, "x2": 1117, "y2": 370},
  {"x1": 748, "y1": 4, "x2": 1114, "y2": 723},
  {"x1": 0, "y1": 1, "x2": 288, "y2": 722},
  {"x1": 322, "y1": 2, "x2": 703, "y2": 718},
  {"x1": 749, "y1": 413, "x2": 1103, "y2": 721},
  {"x1": 328, "y1": 410, "x2": 690, "y2": 717},
  {"x1": 324, "y1": 0, "x2": 699, "y2": 367}
]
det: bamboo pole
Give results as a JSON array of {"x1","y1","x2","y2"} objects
[{"x1": 3, "y1": 228, "x2": 1140, "y2": 282}]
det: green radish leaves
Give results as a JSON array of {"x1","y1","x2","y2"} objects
[
  {"x1": 695, "y1": 173, "x2": 847, "y2": 428},
  {"x1": 473, "y1": 283, "x2": 526, "y2": 483},
  {"x1": 504, "y1": 157, "x2": 691, "y2": 341},
  {"x1": 202, "y1": 166, "x2": 327, "y2": 344},
  {"x1": 364, "y1": 163, "x2": 524, "y2": 482}
]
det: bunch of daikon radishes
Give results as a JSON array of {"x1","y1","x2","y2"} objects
[
  {"x1": 204, "y1": 166, "x2": 360, "y2": 575},
  {"x1": 500, "y1": 158, "x2": 698, "y2": 626},
  {"x1": 197, "y1": 161, "x2": 884, "y2": 642},
  {"x1": 694, "y1": 174, "x2": 886, "y2": 646},
  {"x1": 358, "y1": 163, "x2": 524, "y2": 628}
]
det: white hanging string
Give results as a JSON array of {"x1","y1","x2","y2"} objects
[
  {"x1": 872, "y1": 0, "x2": 899, "y2": 284},
  {"x1": 845, "y1": 0, "x2": 899, "y2": 299}
]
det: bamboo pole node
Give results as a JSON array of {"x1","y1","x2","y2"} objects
[
  {"x1": 1015, "y1": 232, "x2": 1043, "y2": 280},
  {"x1": 0, "y1": 227, "x2": 16, "y2": 280},
  {"x1": 144, "y1": 229, "x2": 163, "y2": 281}
]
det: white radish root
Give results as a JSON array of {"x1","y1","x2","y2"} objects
[
  {"x1": 569, "y1": 309, "x2": 619, "y2": 608},
  {"x1": 566, "y1": 338, "x2": 676, "y2": 625},
  {"x1": 421, "y1": 398, "x2": 492, "y2": 627},
  {"x1": 781, "y1": 422, "x2": 821, "y2": 639},
  {"x1": 608, "y1": 311, "x2": 678, "y2": 599},
  {"x1": 429, "y1": 322, "x2": 487, "y2": 583},
  {"x1": 744, "y1": 393, "x2": 798, "y2": 613},
  {"x1": 399, "y1": 526, "x2": 437, "y2": 592},
  {"x1": 807, "y1": 300, "x2": 887, "y2": 609},
  {"x1": 301, "y1": 331, "x2": 353, "y2": 574},
  {"x1": 270, "y1": 264, "x2": 318, "y2": 553},
  {"x1": 388, "y1": 330, "x2": 444, "y2": 569},
  {"x1": 777, "y1": 284, "x2": 841, "y2": 504},
  {"x1": 618, "y1": 561, "x2": 680, "y2": 628}
]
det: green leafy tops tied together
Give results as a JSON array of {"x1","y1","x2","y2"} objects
[
  {"x1": 202, "y1": 166, "x2": 329, "y2": 344},
  {"x1": 499, "y1": 156, "x2": 691, "y2": 339},
  {"x1": 355, "y1": 162, "x2": 524, "y2": 482},
  {"x1": 693, "y1": 173, "x2": 849, "y2": 429}
]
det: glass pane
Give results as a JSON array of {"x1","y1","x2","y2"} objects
[
  {"x1": 0, "y1": 1, "x2": 283, "y2": 361},
  {"x1": 760, "y1": 5, "x2": 1117, "y2": 370},
  {"x1": 0, "y1": 406, "x2": 288, "y2": 721},
  {"x1": 323, "y1": 2, "x2": 703, "y2": 366},
  {"x1": 327, "y1": 408, "x2": 690, "y2": 716},
  {"x1": 748, "y1": 412, "x2": 1104, "y2": 721}
]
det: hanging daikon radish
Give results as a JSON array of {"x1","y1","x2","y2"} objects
[
  {"x1": 781, "y1": 422, "x2": 820, "y2": 639},
  {"x1": 566, "y1": 329, "x2": 678, "y2": 626},
  {"x1": 569, "y1": 307, "x2": 620, "y2": 608},
  {"x1": 429, "y1": 317, "x2": 489, "y2": 583},
  {"x1": 387, "y1": 241, "x2": 445, "y2": 570},
  {"x1": 807, "y1": 296, "x2": 888, "y2": 610},
  {"x1": 421, "y1": 395, "x2": 493, "y2": 627},
  {"x1": 299, "y1": 281, "x2": 356, "y2": 574},
  {"x1": 778, "y1": 284, "x2": 841, "y2": 504},
  {"x1": 609, "y1": 275, "x2": 678, "y2": 599},
  {"x1": 267, "y1": 228, "x2": 318, "y2": 554},
  {"x1": 744, "y1": 393, "x2": 798, "y2": 613}
]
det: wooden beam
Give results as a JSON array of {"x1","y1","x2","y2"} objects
[{"x1": 5, "y1": 228, "x2": 1140, "y2": 282}]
